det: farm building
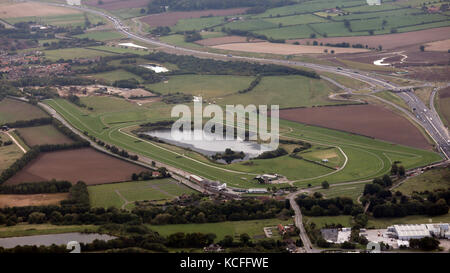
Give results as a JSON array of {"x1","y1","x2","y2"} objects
[
  {"x1": 387, "y1": 223, "x2": 450, "y2": 240},
  {"x1": 247, "y1": 188, "x2": 268, "y2": 194},
  {"x1": 387, "y1": 225, "x2": 431, "y2": 240},
  {"x1": 188, "y1": 175, "x2": 204, "y2": 183}
]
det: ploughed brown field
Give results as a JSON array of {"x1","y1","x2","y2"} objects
[
  {"x1": 140, "y1": 8, "x2": 247, "y2": 27},
  {"x1": 5, "y1": 148, "x2": 148, "y2": 185},
  {"x1": 438, "y1": 86, "x2": 450, "y2": 127},
  {"x1": 85, "y1": 0, "x2": 149, "y2": 10},
  {"x1": 288, "y1": 27, "x2": 450, "y2": 50},
  {"x1": 0, "y1": 193, "x2": 69, "y2": 208},
  {"x1": 279, "y1": 105, "x2": 431, "y2": 150}
]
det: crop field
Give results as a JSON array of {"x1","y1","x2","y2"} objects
[
  {"x1": 140, "y1": 8, "x2": 248, "y2": 27},
  {"x1": 43, "y1": 47, "x2": 117, "y2": 61},
  {"x1": 290, "y1": 26, "x2": 450, "y2": 50},
  {"x1": 88, "y1": 179, "x2": 196, "y2": 209},
  {"x1": 395, "y1": 167, "x2": 450, "y2": 196},
  {"x1": 43, "y1": 95, "x2": 442, "y2": 189},
  {"x1": 148, "y1": 218, "x2": 293, "y2": 241},
  {"x1": 279, "y1": 104, "x2": 432, "y2": 150},
  {"x1": 5, "y1": 148, "x2": 149, "y2": 185},
  {"x1": 0, "y1": 193, "x2": 69, "y2": 208},
  {"x1": 211, "y1": 42, "x2": 368, "y2": 55},
  {"x1": 145, "y1": 74, "x2": 255, "y2": 99},
  {"x1": 15, "y1": 125, "x2": 74, "y2": 147},
  {"x1": 0, "y1": 133, "x2": 23, "y2": 173},
  {"x1": 136, "y1": 0, "x2": 450, "y2": 49},
  {"x1": 316, "y1": 182, "x2": 368, "y2": 201},
  {"x1": 218, "y1": 75, "x2": 342, "y2": 108},
  {"x1": 4, "y1": 13, "x2": 105, "y2": 28},
  {"x1": 74, "y1": 31, "x2": 125, "y2": 41},
  {"x1": 436, "y1": 86, "x2": 450, "y2": 127},
  {"x1": 85, "y1": 69, "x2": 144, "y2": 84},
  {"x1": 0, "y1": 1, "x2": 80, "y2": 18},
  {"x1": 0, "y1": 98, "x2": 48, "y2": 124}
]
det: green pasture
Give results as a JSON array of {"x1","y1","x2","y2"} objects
[
  {"x1": 88, "y1": 179, "x2": 196, "y2": 209},
  {"x1": 148, "y1": 218, "x2": 293, "y2": 241}
]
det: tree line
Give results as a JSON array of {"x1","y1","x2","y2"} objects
[
  {"x1": 0, "y1": 181, "x2": 72, "y2": 194},
  {"x1": 143, "y1": 52, "x2": 319, "y2": 78}
]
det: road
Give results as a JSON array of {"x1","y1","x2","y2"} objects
[{"x1": 287, "y1": 190, "x2": 316, "y2": 253}]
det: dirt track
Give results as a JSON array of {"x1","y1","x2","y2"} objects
[
  {"x1": 279, "y1": 104, "x2": 432, "y2": 150},
  {"x1": 5, "y1": 148, "x2": 148, "y2": 185}
]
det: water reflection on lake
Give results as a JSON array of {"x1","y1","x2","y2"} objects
[
  {"x1": 0, "y1": 233, "x2": 116, "y2": 249},
  {"x1": 143, "y1": 129, "x2": 273, "y2": 162}
]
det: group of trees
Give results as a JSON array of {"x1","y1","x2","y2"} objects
[
  {"x1": 133, "y1": 198, "x2": 292, "y2": 225},
  {"x1": 131, "y1": 167, "x2": 170, "y2": 181},
  {"x1": 212, "y1": 148, "x2": 245, "y2": 164},
  {"x1": 237, "y1": 75, "x2": 262, "y2": 94},
  {"x1": 0, "y1": 181, "x2": 72, "y2": 194},
  {"x1": 143, "y1": 52, "x2": 319, "y2": 78},
  {"x1": 362, "y1": 172, "x2": 449, "y2": 218},
  {"x1": 256, "y1": 147, "x2": 288, "y2": 159},
  {"x1": 12, "y1": 76, "x2": 95, "y2": 88},
  {"x1": 296, "y1": 194, "x2": 364, "y2": 217}
]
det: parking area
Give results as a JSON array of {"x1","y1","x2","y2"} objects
[{"x1": 360, "y1": 229, "x2": 399, "y2": 248}]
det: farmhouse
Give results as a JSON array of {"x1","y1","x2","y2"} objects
[
  {"x1": 247, "y1": 188, "x2": 268, "y2": 194},
  {"x1": 255, "y1": 174, "x2": 279, "y2": 183}
]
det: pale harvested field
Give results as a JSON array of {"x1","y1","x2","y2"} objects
[
  {"x1": 211, "y1": 42, "x2": 368, "y2": 55},
  {"x1": 0, "y1": 2, "x2": 80, "y2": 18},
  {"x1": 196, "y1": 36, "x2": 262, "y2": 46},
  {"x1": 0, "y1": 193, "x2": 69, "y2": 208},
  {"x1": 425, "y1": 39, "x2": 450, "y2": 52},
  {"x1": 288, "y1": 27, "x2": 450, "y2": 50}
]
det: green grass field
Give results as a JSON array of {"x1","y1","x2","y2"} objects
[
  {"x1": 316, "y1": 182, "x2": 368, "y2": 202},
  {"x1": 0, "y1": 98, "x2": 48, "y2": 124},
  {"x1": 0, "y1": 133, "x2": 24, "y2": 173},
  {"x1": 74, "y1": 31, "x2": 125, "y2": 41},
  {"x1": 219, "y1": 75, "x2": 342, "y2": 108},
  {"x1": 367, "y1": 214, "x2": 450, "y2": 228},
  {"x1": 15, "y1": 125, "x2": 73, "y2": 147},
  {"x1": 304, "y1": 215, "x2": 354, "y2": 228},
  {"x1": 0, "y1": 224, "x2": 98, "y2": 238},
  {"x1": 145, "y1": 74, "x2": 255, "y2": 99},
  {"x1": 5, "y1": 13, "x2": 105, "y2": 28},
  {"x1": 43, "y1": 47, "x2": 116, "y2": 61},
  {"x1": 85, "y1": 69, "x2": 144, "y2": 84},
  {"x1": 143, "y1": 0, "x2": 449, "y2": 41},
  {"x1": 148, "y1": 218, "x2": 293, "y2": 241},
  {"x1": 395, "y1": 167, "x2": 450, "y2": 195},
  {"x1": 43, "y1": 94, "x2": 442, "y2": 189},
  {"x1": 88, "y1": 179, "x2": 196, "y2": 209},
  {"x1": 305, "y1": 213, "x2": 450, "y2": 229}
]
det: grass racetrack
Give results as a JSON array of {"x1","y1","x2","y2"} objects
[{"x1": 43, "y1": 96, "x2": 443, "y2": 189}]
